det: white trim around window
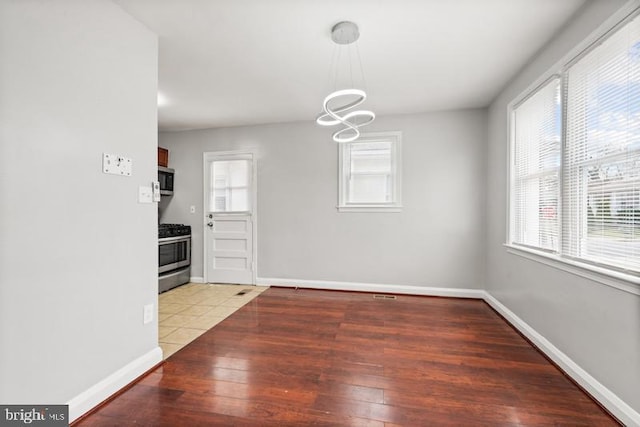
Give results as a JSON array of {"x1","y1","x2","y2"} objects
[
  {"x1": 509, "y1": 75, "x2": 561, "y2": 252},
  {"x1": 504, "y1": 243, "x2": 640, "y2": 295},
  {"x1": 338, "y1": 131, "x2": 403, "y2": 213},
  {"x1": 507, "y1": 1, "x2": 640, "y2": 290}
]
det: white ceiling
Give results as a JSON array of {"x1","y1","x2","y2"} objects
[{"x1": 114, "y1": 0, "x2": 585, "y2": 131}]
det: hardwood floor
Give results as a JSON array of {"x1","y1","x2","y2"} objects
[{"x1": 76, "y1": 287, "x2": 618, "y2": 426}]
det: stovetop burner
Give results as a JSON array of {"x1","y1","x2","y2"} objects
[{"x1": 159, "y1": 223, "x2": 191, "y2": 238}]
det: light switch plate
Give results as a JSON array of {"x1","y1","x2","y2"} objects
[
  {"x1": 103, "y1": 153, "x2": 132, "y2": 176},
  {"x1": 138, "y1": 186, "x2": 153, "y2": 203}
]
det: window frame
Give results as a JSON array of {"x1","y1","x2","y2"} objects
[
  {"x1": 506, "y1": 4, "x2": 640, "y2": 292},
  {"x1": 211, "y1": 159, "x2": 252, "y2": 213},
  {"x1": 509, "y1": 75, "x2": 562, "y2": 253},
  {"x1": 205, "y1": 152, "x2": 254, "y2": 215},
  {"x1": 337, "y1": 131, "x2": 403, "y2": 213}
]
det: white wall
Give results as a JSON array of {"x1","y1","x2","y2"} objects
[
  {"x1": 0, "y1": 0, "x2": 159, "y2": 417},
  {"x1": 160, "y1": 110, "x2": 486, "y2": 289},
  {"x1": 486, "y1": 0, "x2": 640, "y2": 417}
]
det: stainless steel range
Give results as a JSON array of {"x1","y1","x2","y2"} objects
[{"x1": 159, "y1": 223, "x2": 191, "y2": 293}]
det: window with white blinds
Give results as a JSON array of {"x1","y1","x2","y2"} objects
[
  {"x1": 511, "y1": 78, "x2": 561, "y2": 251},
  {"x1": 338, "y1": 132, "x2": 402, "y2": 212},
  {"x1": 509, "y1": 11, "x2": 640, "y2": 278},
  {"x1": 563, "y1": 14, "x2": 640, "y2": 274}
]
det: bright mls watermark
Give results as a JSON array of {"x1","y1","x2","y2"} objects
[{"x1": 0, "y1": 405, "x2": 67, "y2": 426}]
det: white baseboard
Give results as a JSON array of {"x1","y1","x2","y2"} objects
[
  {"x1": 67, "y1": 346, "x2": 163, "y2": 423},
  {"x1": 257, "y1": 277, "x2": 485, "y2": 299},
  {"x1": 190, "y1": 276, "x2": 205, "y2": 283},
  {"x1": 484, "y1": 292, "x2": 640, "y2": 427}
]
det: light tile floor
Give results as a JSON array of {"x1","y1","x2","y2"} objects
[{"x1": 158, "y1": 283, "x2": 269, "y2": 359}]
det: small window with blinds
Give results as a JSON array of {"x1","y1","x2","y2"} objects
[
  {"x1": 338, "y1": 132, "x2": 402, "y2": 212},
  {"x1": 563, "y1": 14, "x2": 640, "y2": 274},
  {"x1": 510, "y1": 77, "x2": 561, "y2": 251}
]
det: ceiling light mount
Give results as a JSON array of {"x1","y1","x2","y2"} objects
[
  {"x1": 331, "y1": 21, "x2": 360, "y2": 45},
  {"x1": 317, "y1": 21, "x2": 375, "y2": 143}
]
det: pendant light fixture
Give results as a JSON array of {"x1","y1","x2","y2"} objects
[{"x1": 316, "y1": 21, "x2": 375, "y2": 143}]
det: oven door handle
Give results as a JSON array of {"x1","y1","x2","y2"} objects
[{"x1": 159, "y1": 235, "x2": 191, "y2": 245}]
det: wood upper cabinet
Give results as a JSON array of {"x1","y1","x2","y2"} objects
[{"x1": 158, "y1": 147, "x2": 169, "y2": 167}]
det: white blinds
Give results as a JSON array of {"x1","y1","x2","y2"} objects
[
  {"x1": 339, "y1": 134, "x2": 401, "y2": 210},
  {"x1": 348, "y1": 142, "x2": 392, "y2": 203},
  {"x1": 564, "y1": 14, "x2": 640, "y2": 273},
  {"x1": 511, "y1": 78, "x2": 561, "y2": 251}
]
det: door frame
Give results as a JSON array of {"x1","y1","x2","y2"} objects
[{"x1": 202, "y1": 150, "x2": 257, "y2": 285}]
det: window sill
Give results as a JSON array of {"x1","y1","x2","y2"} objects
[
  {"x1": 503, "y1": 243, "x2": 640, "y2": 296},
  {"x1": 337, "y1": 205, "x2": 403, "y2": 213}
]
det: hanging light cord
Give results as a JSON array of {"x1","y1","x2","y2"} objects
[
  {"x1": 355, "y1": 40, "x2": 367, "y2": 93},
  {"x1": 316, "y1": 21, "x2": 375, "y2": 143}
]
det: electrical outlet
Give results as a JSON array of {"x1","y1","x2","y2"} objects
[
  {"x1": 143, "y1": 304, "x2": 154, "y2": 324},
  {"x1": 190, "y1": 205, "x2": 196, "y2": 214}
]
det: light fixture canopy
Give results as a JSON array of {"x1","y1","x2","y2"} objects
[
  {"x1": 331, "y1": 21, "x2": 360, "y2": 45},
  {"x1": 316, "y1": 21, "x2": 375, "y2": 143}
]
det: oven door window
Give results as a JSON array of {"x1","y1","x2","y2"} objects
[{"x1": 159, "y1": 237, "x2": 190, "y2": 273}]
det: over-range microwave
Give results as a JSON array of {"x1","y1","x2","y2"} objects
[{"x1": 158, "y1": 166, "x2": 174, "y2": 195}]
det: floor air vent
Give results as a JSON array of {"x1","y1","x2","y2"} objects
[{"x1": 373, "y1": 294, "x2": 397, "y2": 300}]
